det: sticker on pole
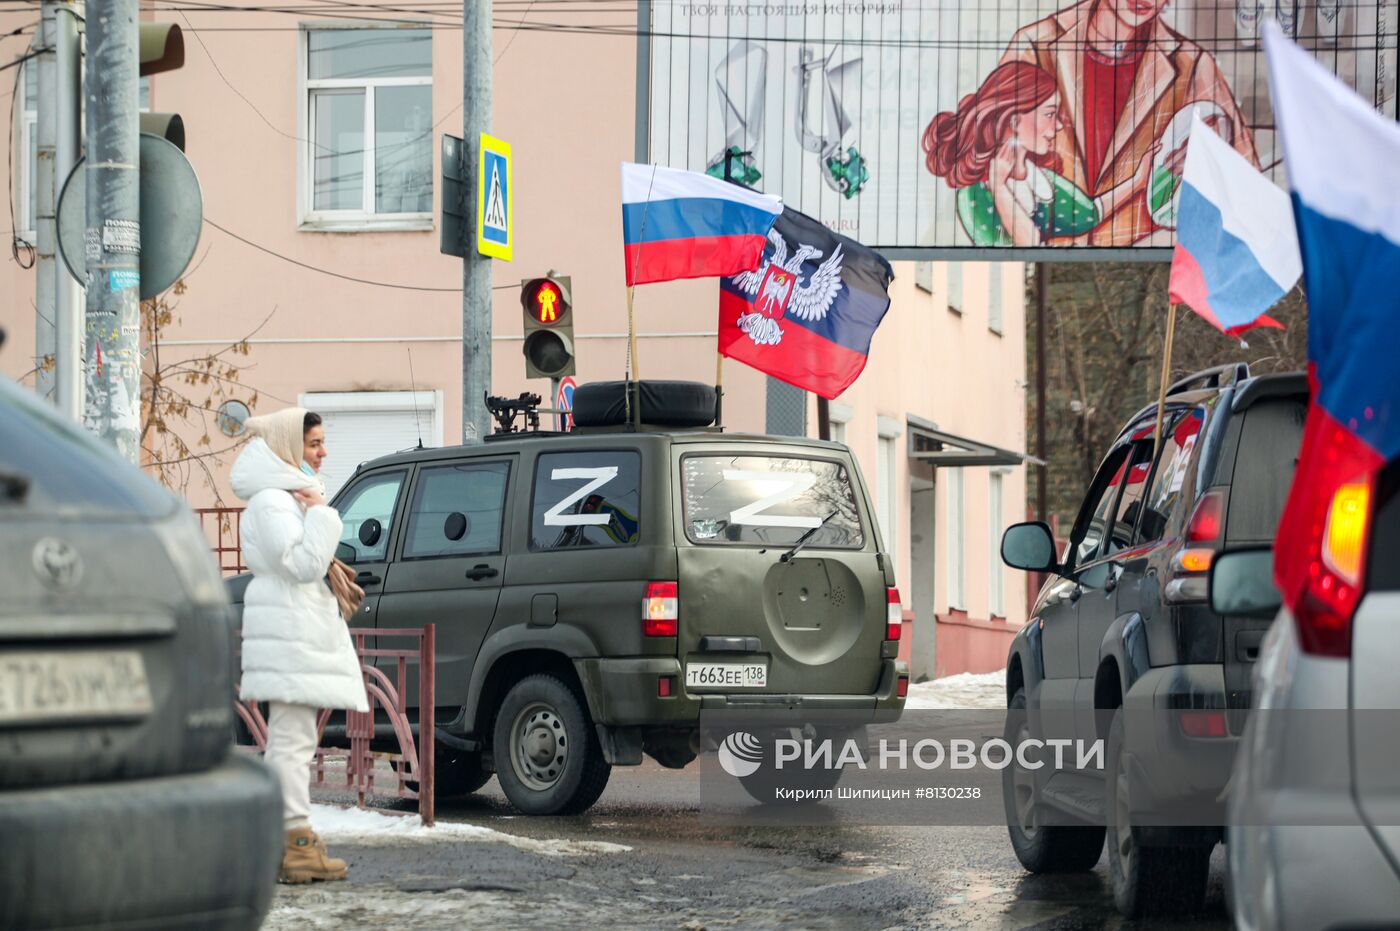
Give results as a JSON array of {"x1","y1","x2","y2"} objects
[
  {"x1": 477, "y1": 133, "x2": 512, "y2": 261},
  {"x1": 557, "y1": 376, "x2": 577, "y2": 431}
]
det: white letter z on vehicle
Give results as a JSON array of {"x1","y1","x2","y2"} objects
[
  {"x1": 543, "y1": 467, "x2": 619, "y2": 526},
  {"x1": 723, "y1": 470, "x2": 821, "y2": 528}
]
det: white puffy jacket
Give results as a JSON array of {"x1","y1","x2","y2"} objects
[{"x1": 231, "y1": 439, "x2": 369, "y2": 712}]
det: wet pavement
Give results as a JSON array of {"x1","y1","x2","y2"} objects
[{"x1": 266, "y1": 760, "x2": 1231, "y2": 929}]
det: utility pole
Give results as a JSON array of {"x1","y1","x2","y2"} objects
[
  {"x1": 35, "y1": 3, "x2": 57, "y2": 403},
  {"x1": 83, "y1": 0, "x2": 142, "y2": 461},
  {"x1": 461, "y1": 0, "x2": 492, "y2": 444},
  {"x1": 1035, "y1": 263, "x2": 1049, "y2": 524},
  {"x1": 54, "y1": 2, "x2": 83, "y2": 421}
]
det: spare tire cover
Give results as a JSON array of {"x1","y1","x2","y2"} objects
[{"x1": 572, "y1": 380, "x2": 717, "y2": 428}]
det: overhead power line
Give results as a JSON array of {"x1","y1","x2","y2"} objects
[{"x1": 203, "y1": 216, "x2": 519, "y2": 293}]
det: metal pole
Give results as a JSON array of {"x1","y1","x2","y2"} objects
[
  {"x1": 35, "y1": 4, "x2": 57, "y2": 403},
  {"x1": 1034, "y1": 263, "x2": 1048, "y2": 523},
  {"x1": 461, "y1": 0, "x2": 492, "y2": 444},
  {"x1": 55, "y1": 3, "x2": 83, "y2": 421},
  {"x1": 83, "y1": 0, "x2": 141, "y2": 460},
  {"x1": 1151, "y1": 304, "x2": 1180, "y2": 460}
]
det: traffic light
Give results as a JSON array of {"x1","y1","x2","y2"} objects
[
  {"x1": 521, "y1": 275, "x2": 575, "y2": 379},
  {"x1": 139, "y1": 23, "x2": 185, "y2": 150}
]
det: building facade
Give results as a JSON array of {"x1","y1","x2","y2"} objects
[{"x1": 0, "y1": 4, "x2": 1028, "y2": 679}]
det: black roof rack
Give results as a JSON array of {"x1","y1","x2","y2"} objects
[{"x1": 1164, "y1": 362, "x2": 1249, "y2": 397}]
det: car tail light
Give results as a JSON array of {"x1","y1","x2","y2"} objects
[
  {"x1": 897, "y1": 675, "x2": 909, "y2": 699},
  {"x1": 1186, "y1": 490, "x2": 1224, "y2": 543},
  {"x1": 1179, "y1": 710, "x2": 1228, "y2": 738},
  {"x1": 1173, "y1": 548, "x2": 1214, "y2": 573},
  {"x1": 644, "y1": 581, "x2": 678, "y2": 637},
  {"x1": 657, "y1": 675, "x2": 675, "y2": 698},
  {"x1": 886, "y1": 588, "x2": 902, "y2": 641},
  {"x1": 1296, "y1": 477, "x2": 1373, "y2": 657}
]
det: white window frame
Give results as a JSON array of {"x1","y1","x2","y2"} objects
[
  {"x1": 946, "y1": 262, "x2": 964, "y2": 314},
  {"x1": 298, "y1": 23, "x2": 434, "y2": 232},
  {"x1": 828, "y1": 400, "x2": 852, "y2": 447},
  {"x1": 988, "y1": 264, "x2": 1004, "y2": 335},
  {"x1": 947, "y1": 468, "x2": 965, "y2": 610},
  {"x1": 298, "y1": 390, "x2": 445, "y2": 446},
  {"x1": 877, "y1": 416, "x2": 903, "y2": 570},
  {"x1": 913, "y1": 261, "x2": 934, "y2": 294},
  {"x1": 989, "y1": 471, "x2": 1006, "y2": 616},
  {"x1": 16, "y1": 63, "x2": 35, "y2": 242}
]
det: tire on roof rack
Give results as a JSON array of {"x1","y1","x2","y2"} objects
[{"x1": 571, "y1": 380, "x2": 717, "y2": 429}]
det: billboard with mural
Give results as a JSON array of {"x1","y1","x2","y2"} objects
[{"x1": 643, "y1": 0, "x2": 1398, "y2": 256}]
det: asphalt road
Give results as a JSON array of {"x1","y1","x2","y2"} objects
[{"x1": 266, "y1": 760, "x2": 1232, "y2": 930}]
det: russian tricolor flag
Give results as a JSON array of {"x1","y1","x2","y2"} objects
[
  {"x1": 621, "y1": 163, "x2": 782, "y2": 286},
  {"x1": 1168, "y1": 112, "x2": 1301, "y2": 335},
  {"x1": 1264, "y1": 23, "x2": 1400, "y2": 653}
]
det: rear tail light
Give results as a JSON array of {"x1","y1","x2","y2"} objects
[
  {"x1": 1296, "y1": 477, "x2": 1373, "y2": 657},
  {"x1": 644, "y1": 581, "x2": 678, "y2": 637},
  {"x1": 897, "y1": 675, "x2": 909, "y2": 699},
  {"x1": 1169, "y1": 491, "x2": 1226, "y2": 606},
  {"x1": 1172, "y1": 548, "x2": 1214, "y2": 573},
  {"x1": 886, "y1": 588, "x2": 902, "y2": 641},
  {"x1": 1178, "y1": 710, "x2": 1228, "y2": 738},
  {"x1": 657, "y1": 675, "x2": 675, "y2": 697},
  {"x1": 1186, "y1": 490, "x2": 1225, "y2": 543}
]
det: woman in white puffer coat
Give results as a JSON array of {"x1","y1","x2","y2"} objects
[{"x1": 231, "y1": 407, "x2": 367, "y2": 884}]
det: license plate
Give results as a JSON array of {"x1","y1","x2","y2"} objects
[
  {"x1": 0, "y1": 650, "x2": 153, "y2": 725},
  {"x1": 685, "y1": 662, "x2": 768, "y2": 690}
]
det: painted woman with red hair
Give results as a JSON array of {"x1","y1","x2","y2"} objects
[{"x1": 924, "y1": 61, "x2": 1158, "y2": 246}]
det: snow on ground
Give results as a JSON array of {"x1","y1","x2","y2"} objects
[
  {"x1": 309, "y1": 803, "x2": 630, "y2": 856},
  {"x1": 903, "y1": 670, "x2": 1006, "y2": 710}
]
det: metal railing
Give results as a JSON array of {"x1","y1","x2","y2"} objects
[
  {"x1": 235, "y1": 625, "x2": 437, "y2": 827},
  {"x1": 196, "y1": 506, "x2": 246, "y2": 574}
]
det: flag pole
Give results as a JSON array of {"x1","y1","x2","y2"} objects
[
  {"x1": 714, "y1": 351, "x2": 724, "y2": 429},
  {"x1": 1152, "y1": 303, "x2": 1180, "y2": 459},
  {"x1": 627, "y1": 284, "x2": 640, "y2": 430}
]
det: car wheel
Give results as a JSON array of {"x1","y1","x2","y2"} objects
[
  {"x1": 1003, "y1": 688, "x2": 1106, "y2": 872},
  {"x1": 492, "y1": 674, "x2": 611, "y2": 815},
  {"x1": 1105, "y1": 710, "x2": 1211, "y2": 917},
  {"x1": 399, "y1": 744, "x2": 491, "y2": 801}
]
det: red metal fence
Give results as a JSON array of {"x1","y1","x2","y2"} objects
[
  {"x1": 197, "y1": 507, "x2": 246, "y2": 574},
  {"x1": 236, "y1": 625, "x2": 437, "y2": 827}
]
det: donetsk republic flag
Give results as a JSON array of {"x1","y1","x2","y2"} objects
[{"x1": 718, "y1": 208, "x2": 894, "y2": 400}]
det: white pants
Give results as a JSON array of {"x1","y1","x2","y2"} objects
[{"x1": 264, "y1": 701, "x2": 319, "y2": 830}]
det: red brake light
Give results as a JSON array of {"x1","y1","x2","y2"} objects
[
  {"x1": 897, "y1": 675, "x2": 909, "y2": 698},
  {"x1": 1178, "y1": 710, "x2": 1228, "y2": 738},
  {"x1": 886, "y1": 588, "x2": 902, "y2": 641},
  {"x1": 1296, "y1": 478, "x2": 1372, "y2": 657},
  {"x1": 1186, "y1": 490, "x2": 1224, "y2": 543},
  {"x1": 644, "y1": 581, "x2": 678, "y2": 637}
]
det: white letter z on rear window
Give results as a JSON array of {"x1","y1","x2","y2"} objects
[
  {"x1": 723, "y1": 470, "x2": 821, "y2": 528},
  {"x1": 543, "y1": 467, "x2": 619, "y2": 526}
]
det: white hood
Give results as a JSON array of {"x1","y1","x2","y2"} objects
[{"x1": 231, "y1": 437, "x2": 319, "y2": 501}]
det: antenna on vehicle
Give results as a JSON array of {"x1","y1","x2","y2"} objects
[{"x1": 406, "y1": 347, "x2": 424, "y2": 449}]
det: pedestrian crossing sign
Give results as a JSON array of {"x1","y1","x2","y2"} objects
[{"x1": 477, "y1": 133, "x2": 512, "y2": 261}]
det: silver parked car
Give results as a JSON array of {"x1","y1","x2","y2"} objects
[{"x1": 1211, "y1": 462, "x2": 1400, "y2": 930}]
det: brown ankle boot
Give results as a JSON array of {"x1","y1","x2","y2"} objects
[{"x1": 279, "y1": 826, "x2": 349, "y2": 884}]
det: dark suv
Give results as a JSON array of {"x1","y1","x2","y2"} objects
[
  {"x1": 0, "y1": 375, "x2": 281, "y2": 930},
  {"x1": 999, "y1": 364, "x2": 1307, "y2": 917},
  {"x1": 231, "y1": 425, "x2": 908, "y2": 815}
]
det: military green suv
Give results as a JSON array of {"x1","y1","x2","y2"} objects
[{"x1": 232, "y1": 425, "x2": 908, "y2": 815}]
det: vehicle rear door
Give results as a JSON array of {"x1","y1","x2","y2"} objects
[
  {"x1": 1353, "y1": 459, "x2": 1400, "y2": 871},
  {"x1": 1220, "y1": 393, "x2": 1306, "y2": 709},
  {"x1": 673, "y1": 448, "x2": 886, "y2": 699},
  {"x1": 374, "y1": 457, "x2": 514, "y2": 707}
]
